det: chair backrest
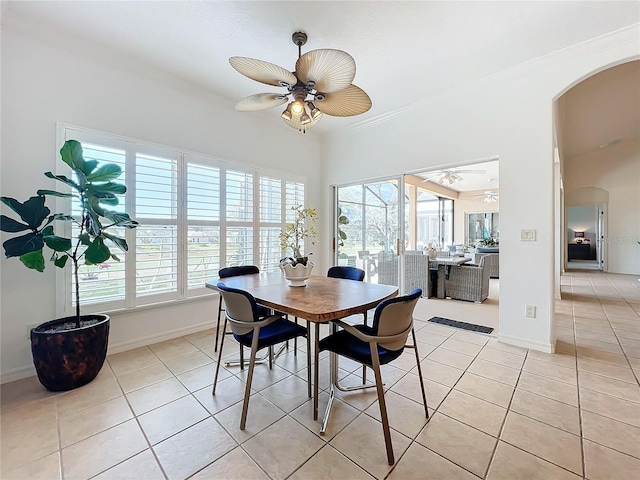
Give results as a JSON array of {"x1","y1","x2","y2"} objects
[
  {"x1": 219, "y1": 265, "x2": 259, "y2": 278},
  {"x1": 327, "y1": 266, "x2": 365, "y2": 281},
  {"x1": 372, "y1": 288, "x2": 422, "y2": 351},
  {"x1": 217, "y1": 282, "x2": 259, "y2": 335}
]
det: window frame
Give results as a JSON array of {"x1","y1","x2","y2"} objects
[{"x1": 55, "y1": 123, "x2": 306, "y2": 317}]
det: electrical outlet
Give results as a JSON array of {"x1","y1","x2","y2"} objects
[{"x1": 525, "y1": 305, "x2": 536, "y2": 318}]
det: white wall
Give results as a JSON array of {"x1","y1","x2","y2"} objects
[
  {"x1": 564, "y1": 139, "x2": 640, "y2": 274},
  {"x1": 0, "y1": 30, "x2": 323, "y2": 382},
  {"x1": 322, "y1": 25, "x2": 639, "y2": 352}
]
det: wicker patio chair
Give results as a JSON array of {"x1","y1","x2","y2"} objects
[
  {"x1": 404, "y1": 251, "x2": 429, "y2": 297},
  {"x1": 475, "y1": 252, "x2": 499, "y2": 278},
  {"x1": 444, "y1": 256, "x2": 490, "y2": 303}
]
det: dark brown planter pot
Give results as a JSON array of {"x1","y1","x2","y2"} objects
[{"x1": 30, "y1": 314, "x2": 110, "y2": 392}]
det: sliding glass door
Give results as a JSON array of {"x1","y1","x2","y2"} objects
[{"x1": 336, "y1": 178, "x2": 403, "y2": 285}]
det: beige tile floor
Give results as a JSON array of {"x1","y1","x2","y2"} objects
[{"x1": 1, "y1": 271, "x2": 639, "y2": 479}]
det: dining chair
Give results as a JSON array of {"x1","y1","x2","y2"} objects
[
  {"x1": 318, "y1": 288, "x2": 428, "y2": 465},
  {"x1": 327, "y1": 265, "x2": 365, "y2": 282},
  {"x1": 215, "y1": 266, "x2": 268, "y2": 352},
  {"x1": 327, "y1": 266, "x2": 369, "y2": 383},
  {"x1": 213, "y1": 282, "x2": 311, "y2": 429}
]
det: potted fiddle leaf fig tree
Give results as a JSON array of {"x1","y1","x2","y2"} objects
[
  {"x1": 279, "y1": 204, "x2": 317, "y2": 286},
  {"x1": 0, "y1": 140, "x2": 138, "y2": 391}
]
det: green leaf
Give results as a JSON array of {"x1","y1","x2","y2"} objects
[
  {"x1": 85, "y1": 211, "x2": 101, "y2": 237},
  {"x1": 3, "y1": 232, "x2": 44, "y2": 258},
  {"x1": 0, "y1": 215, "x2": 30, "y2": 233},
  {"x1": 103, "y1": 212, "x2": 138, "y2": 228},
  {"x1": 83, "y1": 159, "x2": 99, "y2": 174},
  {"x1": 100, "y1": 197, "x2": 119, "y2": 206},
  {"x1": 339, "y1": 230, "x2": 347, "y2": 240},
  {"x1": 103, "y1": 232, "x2": 128, "y2": 252},
  {"x1": 36, "y1": 189, "x2": 74, "y2": 198},
  {"x1": 111, "y1": 253, "x2": 121, "y2": 262},
  {"x1": 87, "y1": 182, "x2": 126, "y2": 195},
  {"x1": 84, "y1": 237, "x2": 110, "y2": 264},
  {"x1": 41, "y1": 225, "x2": 54, "y2": 236},
  {"x1": 44, "y1": 172, "x2": 80, "y2": 191},
  {"x1": 86, "y1": 196, "x2": 106, "y2": 217},
  {"x1": 59, "y1": 140, "x2": 89, "y2": 173},
  {"x1": 20, "y1": 249, "x2": 45, "y2": 272},
  {"x1": 0, "y1": 196, "x2": 50, "y2": 229},
  {"x1": 78, "y1": 233, "x2": 91, "y2": 246},
  {"x1": 86, "y1": 164, "x2": 122, "y2": 182},
  {"x1": 51, "y1": 213, "x2": 75, "y2": 222},
  {"x1": 44, "y1": 234, "x2": 72, "y2": 252},
  {"x1": 53, "y1": 254, "x2": 69, "y2": 268}
]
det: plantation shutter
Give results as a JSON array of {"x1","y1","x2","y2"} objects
[
  {"x1": 225, "y1": 169, "x2": 253, "y2": 266},
  {"x1": 187, "y1": 162, "x2": 221, "y2": 290},
  {"x1": 135, "y1": 152, "x2": 179, "y2": 301},
  {"x1": 259, "y1": 176, "x2": 282, "y2": 273}
]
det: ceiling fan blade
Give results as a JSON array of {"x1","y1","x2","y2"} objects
[
  {"x1": 235, "y1": 93, "x2": 288, "y2": 112},
  {"x1": 229, "y1": 57, "x2": 297, "y2": 87},
  {"x1": 295, "y1": 49, "x2": 356, "y2": 93},
  {"x1": 315, "y1": 84, "x2": 372, "y2": 117},
  {"x1": 283, "y1": 110, "x2": 323, "y2": 132}
]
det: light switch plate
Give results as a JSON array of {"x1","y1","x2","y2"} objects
[{"x1": 521, "y1": 229, "x2": 536, "y2": 241}]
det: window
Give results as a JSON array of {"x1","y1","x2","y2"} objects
[
  {"x1": 59, "y1": 125, "x2": 305, "y2": 314},
  {"x1": 416, "y1": 190, "x2": 453, "y2": 249}
]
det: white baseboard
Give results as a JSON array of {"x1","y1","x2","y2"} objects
[
  {"x1": 497, "y1": 334, "x2": 554, "y2": 353},
  {"x1": 106, "y1": 321, "x2": 214, "y2": 355},
  {"x1": 0, "y1": 364, "x2": 37, "y2": 384},
  {"x1": 0, "y1": 321, "x2": 216, "y2": 385}
]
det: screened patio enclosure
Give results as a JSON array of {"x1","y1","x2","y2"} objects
[{"x1": 335, "y1": 175, "x2": 453, "y2": 295}]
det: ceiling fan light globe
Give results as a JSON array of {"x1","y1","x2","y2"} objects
[{"x1": 291, "y1": 101, "x2": 305, "y2": 114}]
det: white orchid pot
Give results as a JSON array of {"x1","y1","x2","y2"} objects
[{"x1": 280, "y1": 262, "x2": 314, "y2": 287}]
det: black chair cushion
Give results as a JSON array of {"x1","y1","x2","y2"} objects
[
  {"x1": 319, "y1": 325, "x2": 404, "y2": 367},
  {"x1": 234, "y1": 318, "x2": 307, "y2": 351}
]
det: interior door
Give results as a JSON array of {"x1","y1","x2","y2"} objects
[{"x1": 335, "y1": 178, "x2": 403, "y2": 286}]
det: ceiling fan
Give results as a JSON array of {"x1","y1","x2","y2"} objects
[
  {"x1": 470, "y1": 178, "x2": 499, "y2": 202},
  {"x1": 229, "y1": 32, "x2": 371, "y2": 133},
  {"x1": 421, "y1": 168, "x2": 487, "y2": 186}
]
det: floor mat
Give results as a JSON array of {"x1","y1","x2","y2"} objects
[{"x1": 428, "y1": 316, "x2": 494, "y2": 334}]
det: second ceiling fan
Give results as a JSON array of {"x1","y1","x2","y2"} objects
[
  {"x1": 422, "y1": 168, "x2": 487, "y2": 186},
  {"x1": 229, "y1": 32, "x2": 372, "y2": 133}
]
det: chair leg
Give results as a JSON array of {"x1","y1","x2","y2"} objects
[
  {"x1": 306, "y1": 321, "x2": 312, "y2": 398},
  {"x1": 240, "y1": 332, "x2": 261, "y2": 430},
  {"x1": 215, "y1": 296, "x2": 224, "y2": 352},
  {"x1": 212, "y1": 317, "x2": 228, "y2": 395},
  {"x1": 294, "y1": 316, "x2": 299, "y2": 356},
  {"x1": 362, "y1": 312, "x2": 368, "y2": 384},
  {"x1": 371, "y1": 346, "x2": 394, "y2": 465},
  {"x1": 411, "y1": 328, "x2": 429, "y2": 418},
  {"x1": 239, "y1": 343, "x2": 244, "y2": 371}
]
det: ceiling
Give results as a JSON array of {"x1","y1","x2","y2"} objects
[
  {"x1": 2, "y1": 1, "x2": 638, "y2": 139},
  {"x1": 415, "y1": 160, "x2": 500, "y2": 193},
  {"x1": 558, "y1": 60, "x2": 640, "y2": 160}
]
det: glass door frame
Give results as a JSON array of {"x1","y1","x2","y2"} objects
[{"x1": 334, "y1": 175, "x2": 410, "y2": 292}]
